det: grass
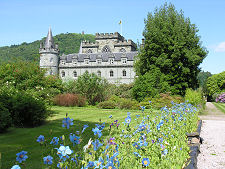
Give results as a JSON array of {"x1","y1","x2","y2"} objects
[
  {"x1": 213, "y1": 102, "x2": 225, "y2": 114},
  {"x1": 0, "y1": 106, "x2": 150, "y2": 169}
]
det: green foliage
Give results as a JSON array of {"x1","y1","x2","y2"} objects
[
  {"x1": 0, "y1": 103, "x2": 12, "y2": 133},
  {"x1": 150, "y1": 93, "x2": 184, "y2": 109},
  {"x1": 117, "y1": 98, "x2": 139, "y2": 110},
  {"x1": 10, "y1": 91, "x2": 48, "y2": 127},
  {"x1": 197, "y1": 71, "x2": 212, "y2": 94},
  {"x1": 53, "y1": 93, "x2": 86, "y2": 107},
  {"x1": 132, "y1": 69, "x2": 172, "y2": 101},
  {"x1": 0, "y1": 33, "x2": 95, "y2": 63},
  {"x1": 185, "y1": 88, "x2": 205, "y2": 109},
  {"x1": 97, "y1": 100, "x2": 117, "y2": 109},
  {"x1": 74, "y1": 71, "x2": 109, "y2": 105},
  {"x1": 206, "y1": 71, "x2": 225, "y2": 98},
  {"x1": 134, "y1": 3, "x2": 207, "y2": 99}
]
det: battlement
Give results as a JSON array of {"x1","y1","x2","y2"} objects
[
  {"x1": 114, "y1": 39, "x2": 136, "y2": 48},
  {"x1": 82, "y1": 40, "x2": 99, "y2": 48},
  {"x1": 39, "y1": 48, "x2": 59, "y2": 54},
  {"x1": 95, "y1": 32, "x2": 124, "y2": 41}
]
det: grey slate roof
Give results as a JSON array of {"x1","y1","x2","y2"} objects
[
  {"x1": 60, "y1": 52, "x2": 137, "y2": 63},
  {"x1": 44, "y1": 27, "x2": 55, "y2": 49}
]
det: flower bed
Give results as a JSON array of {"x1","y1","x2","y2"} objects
[{"x1": 11, "y1": 102, "x2": 199, "y2": 169}]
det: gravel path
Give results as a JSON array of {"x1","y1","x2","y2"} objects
[{"x1": 197, "y1": 102, "x2": 225, "y2": 169}]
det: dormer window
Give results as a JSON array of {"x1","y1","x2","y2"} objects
[
  {"x1": 84, "y1": 59, "x2": 89, "y2": 65},
  {"x1": 102, "y1": 45, "x2": 111, "y2": 53},
  {"x1": 72, "y1": 59, "x2": 77, "y2": 65},
  {"x1": 109, "y1": 59, "x2": 114, "y2": 64},
  {"x1": 121, "y1": 58, "x2": 127, "y2": 64},
  {"x1": 61, "y1": 60, "x2": 65, "y2": 65},
  {"x1": 97, "y1": 59, "x2": 102, "y2": 64}
]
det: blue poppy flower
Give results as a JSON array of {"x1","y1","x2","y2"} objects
[
  {"x1": 125, "y1": 116, "x2": 131, "y2": 124},
  {"x1": 11, "y1": 165, "x2": 21, "y2": 169},
  {"x1": 69, "y1": 134, "x2": 80, "y2": 145},
  {"x1": 94, "y1": 157, "x2": 104, "y2": 168},
  {"x1": 104, "y1": 161, "x2": 116, "y2": 169},
  {"x1": 37, "y1": 135, "x2": 45, "y2": 143},
  {"x1": 142, "y1": 158, "x2": 150, "y2": 167},
  {"x1": 109, "y1": 115, "x2": 112, "y2": 118},
  {"x1": 16, "y1": 151, "x2": 28, "y2": 163},
  {"x1": 62, "y1": 117, "x2": 73, "y2": 129},
  {"x1": 82, "y1": 124, "x2": 89, "y2": 133},
  {"x1": 55, "y1": 145, "x2": 72, "y2": 161},
  {"x1": 92, "y1": 127, "x2": 102, "y2": 138},
  {"x1": 96, "y1": 123, "x2": 105, "y2": 130},
  {"x1": 133, "y1": 142, "x2": 141, "y2": 149},
  {"x1": 86, "y1": 161, "x2": 94, "y2": 168},
  {"x1": 50, "y1": 137, "x2": 59, "y2": 145},
  {"x1": 92, "y1": 139, "x2": 103, "y2": 151},
  {"x1": 134, "y1": 152, "x2": 141, "y2": 158},
  {"x1": 43, "y1": 155, "x2": 53, "y2": 165}
]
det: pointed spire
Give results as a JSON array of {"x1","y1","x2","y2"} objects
[
  {"x1": 44, "y1": 27, "x2": 55, "y2": 49},
  {"x1": 79, "y1": 41, "x2": 83, "y2": 54}
]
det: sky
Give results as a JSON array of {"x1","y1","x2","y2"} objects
[{"x1": 0, "y1": 0, "x2": 224, "y2": 74}]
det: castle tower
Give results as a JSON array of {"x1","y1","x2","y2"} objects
[{"x1": 39, "y1": 27, "x2": 59, "y2": 76}]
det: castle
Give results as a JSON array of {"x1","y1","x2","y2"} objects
[{"x1": 39, "y1": 28, "x2": 138, "y2": 84}]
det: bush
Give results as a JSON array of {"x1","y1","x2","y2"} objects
[
  {"x1": 53, "y1": 93, "x2": 86, "y2": 107},
  {"x1": 216, "y1": 93, "x2": 225, "y2": 103},
  {"x1": 11, "y1": 92, "x2": 48, "y2": 127},
  {"x1": 117, "y1": 98, "x2": 139, "y2": 110},
  {"x1": 97, "y1": 100, "x2": 117, "y2": 109},
  {"x1": 147, "y1": 93, "x2": 184, "y2": 109},
  {"x1": 185, "y1": 88, "x2": 205, "y2": 108},
  {"x1": 0, "y1": 103, "x2": 12, "y2": 133}
]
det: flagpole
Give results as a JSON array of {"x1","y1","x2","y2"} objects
[{"x1": 120, "y1": 20, "x2": 123, "y2": 36}]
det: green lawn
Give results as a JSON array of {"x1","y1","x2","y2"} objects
[
  {"x1": 0, "y1": 106, "x2": 146, "y2": 169},
  {"x1": 213, "y1": 102, "x2": 225, "y2": 114}
]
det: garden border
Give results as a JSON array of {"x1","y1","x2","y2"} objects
[{"x1": 184, "y1": 120, "x2": 202, "y2": 169}]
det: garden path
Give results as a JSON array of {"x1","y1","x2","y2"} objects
[{"x1": 197, "y1": 102, "x2": 225, "y2": 169}]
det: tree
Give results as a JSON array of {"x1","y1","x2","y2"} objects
[
  {"x1": 197, "y1": 71, "x2": 212, "y2": 94},
  {"x1": 134, "y1": 3, "x2": 207, "y2": 100}
]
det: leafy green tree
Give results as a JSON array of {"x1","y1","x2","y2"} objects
[
  {"x1": 134, "y1": 3, "x2": 207, "y2": 100},
  {"x1": 197, "y1": 71, "x2": 212, "y2": 94},
  {"x1": 206, "y1": 71, "x2": 225, "y2": 98},
  {"x1": 74, "y1": 71, "x2": 109, "y2": 105}
]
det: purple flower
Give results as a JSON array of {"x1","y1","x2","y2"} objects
[
  {"x1": 62, "y1": 117, "x2": 73, "y2": 129},
  {"x1": 108, "y1": 137, "x2": 116, "y2": 145},
  {"x1": 43, "y1": 155, "x2": 53, "y2": 165},
  {"x1": 37, "y1": 135, "x2": 45, "y2": 143},
  {"x1": 16, "y1": 151, "x2": 28, "y2": 163}
]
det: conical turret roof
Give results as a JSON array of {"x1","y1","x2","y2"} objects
[{"x1": 44, "y1": 27, "x2": 55, "y2": 49}]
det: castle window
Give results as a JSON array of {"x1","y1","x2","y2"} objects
[
  {"x1": 102, "y1": 45, "x2": 111, "y2": 53},
  {"x1": 121, "y1": 58, "x2": 127, "y2": 64},
  {"x1": 120, "y1": 48, "x2": 126, "y2": 52},
  {"x1": 109, "y1": 59, "x2": 114, "y2": 64},
  {"x1": 50, "y1": 58, "x2": 53, "y2": 63},
  {"x1": 122, "y1": 70, "x2": 126, "y2": 77},
  {"x1": 87, "y1": 49, "x2": 93, "y2": 53},
  {"x1": 97, "y1": 71, "x2": 101, "y2": 77},
  {"x1": 61, "y1": 71, "x2": 65, "y2": 77},
  {"x1": 110, "y1": 70, "x2": 114, "y2": 77},
  {"x1": 61, "y1": 60, "x2": 65, "y2": 65},
  {"x1": 84, "y1": 59, "x2": 89, "y2": 65},
  {"x1": 97, "y1": 59, "x2": 102, "y2": 64},
  {"x1": 73, "y1": 71, "x2": 77, "y2": 77},
  {"x1": 72, "y1": 60, "x2": 77, "y2": 65}
]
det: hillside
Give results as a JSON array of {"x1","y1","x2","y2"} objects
[{"x1": 0, "y1": 33, "x2": 95, "y2": 63}]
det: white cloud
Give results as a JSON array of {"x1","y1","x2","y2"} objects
[{"x1": 214, "y1": 42, "x2": 225, "y2": 52}]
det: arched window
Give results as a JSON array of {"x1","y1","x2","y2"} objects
[
  {"x1": 73, "y1": 71, "x2": 77, "y2": 77},
  {"x1": 61, "y1": 71, "x2": 65, "y2": 77},
  {"x1": 102, "y1": 45, "x2": 111, "y2": 53},
  {"x1": 110, "y1": 70, "x2": 114, "y2": 77},
  {"x1": 122, "y1": 70, "x2": 126, "y2": 77},
  {"x1": 120, "y1": 48, "x2": 126, "y2": 52},
  {"x1": 50, "y1": 57, "x2": 53, "y2": 62},
  {"x1": 97, "y1": 70, "x2": 101, "y2": 77}
]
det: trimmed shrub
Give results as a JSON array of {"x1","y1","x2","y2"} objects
[
  {"x1": 0, "y1": 103, "x2": 12, "y2": 133},
  {"x1": 150, "y1": 93, "x2": 184, "y2": 109},
  {"x1": 185, "y1": 88, "x2": 205, "y2": 108},
  {"x1": 11, "y1": 92, "x2": 48, "y2": 127},
  {"x1": 53, "y1": 93, "x2": 86, "y2": 107},
  {"x1": 97, "y1": 100, "x2": 117, "y2": 109}
]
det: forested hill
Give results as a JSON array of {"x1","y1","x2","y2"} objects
[{"x1": 0, "y1": 33, "x2": 95, "y2": 63}]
